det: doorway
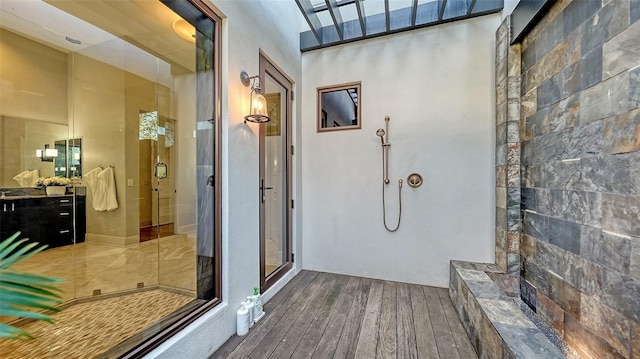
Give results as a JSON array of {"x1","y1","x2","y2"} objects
[
  {"x1": 139, "y1": 111, "x2": 176, "y2": 242},
  {"x1": 259, "y1": 53, "x2": 293, "y2": 291}
]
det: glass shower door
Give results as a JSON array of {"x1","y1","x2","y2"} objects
[
  {"x1": 151, "y1": 116, "x2": 175, "y2": 238},
  {"x1": 260, "y1": 55, "x2": 293, "y2": 290}
]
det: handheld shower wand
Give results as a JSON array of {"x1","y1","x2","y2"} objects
[
  {"x1": 375, "y1": 116, "x2": 402, "y2": 232},
  {"x1": 376, "y1": 128, "x2": 385, "y2": 145},
  {"x1": 376, "y1": 128, "x2": 390, "y2": 183}
]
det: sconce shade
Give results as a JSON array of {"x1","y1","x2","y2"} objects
[
  {"x1": 36, "y1": 144, "x2": 58, "y2": 162},
  {"x1": 241, "y1": 71, "x2": 271, "y2": 123},
  {"x1": 46, "y1": 148, "x2": 58, "y2": 157},
  {"x1": 245, "y1": 90, "x2": 270, "y2": 123}
]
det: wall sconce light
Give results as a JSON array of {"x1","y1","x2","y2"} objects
[
  {"x1": 241, "y1": 71, "x2": 270, "y2": 124},
  {"x1": 36, "y1": 144, "x2": 58, "y2": 162}
]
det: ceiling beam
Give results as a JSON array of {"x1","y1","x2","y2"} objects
[
  {"x1": 438, "y1": 0, "x2": 448, "y2": 20},
  {"x1": 511, "y1": 0, "x2": 553, "y2": 44},
  {"x1": 467, "y1": 0, "x2": 477, "y2": 15},
  {"x1": 354, "y1": 0, "x2": 366, "y2": 36},
  {"x1": 325, "y1": 0, "x2": 344, "y2": 40},
  {"x1": 411, "y1": 0, "x2": 418, "y2": 27},
  {"x1": 384, "y1": 0, "x2": 390, "y2": 32},
  {"x1": 295, "y1": 0, "x2": 323, "y2": 45}
]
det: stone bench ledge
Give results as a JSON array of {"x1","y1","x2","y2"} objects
[{"x1": 450, "y1": 260, "x2": 564, "y2": 359}]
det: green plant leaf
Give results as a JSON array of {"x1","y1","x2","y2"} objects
[
  {"x1": 0, "y1": 271, "x2": 64, "y2": 286},
  {"x1": 0, "y1": 233, "x2": 63, "y2": 340},
  {"x1": 0, "y1": 322, "x2": 34, "y2": 340},
  {"x1": 0, "y1": 232, "x2": 20, "y2": 251},
  {"x1": 0, "y1": 305, "x2": 56, "y2": 322},
  {"x1": 0, "y1": 242, "x2": 45, "y2": 269},
  {"x1": 1, "y1": 280, "x2": 63, "y2": 298},
  {"x1": 0, "y1": 290, "x2": 61, "y2": 310},
  {"x1": 0, "y1": 238, "x2": 31, "y2": 265}
]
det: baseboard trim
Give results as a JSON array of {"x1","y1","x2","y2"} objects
[{"x1": 86, "y1": 233, "x2": 139, "y2": 246}]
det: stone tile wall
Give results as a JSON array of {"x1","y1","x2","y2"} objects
[
  {"x1": 495, "y1": 13, "x2": 522, "y2": 296},
  {"x1": 519, "y1": 0, "x2": 640, "y2": 357}
]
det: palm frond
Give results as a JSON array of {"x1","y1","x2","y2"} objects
[
  {"x1": 0, "y1": 232, "x2": 64, "y2": 340},
  {"x1": 0, "y1": 322, "x2": 34, "y2": 340}
]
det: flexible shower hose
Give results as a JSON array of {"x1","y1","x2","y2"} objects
[{"x1": 381, "y1": 149, "x2": 402, "y2": 232}]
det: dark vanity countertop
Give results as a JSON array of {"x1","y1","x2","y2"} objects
[
  {"x1": 0, "y1": 187, "x2": 85, "y2": 200},
  {"x1": 0, "y1": 195, "x2": 49, "y2": 200},
  {"x1": 0, "y1": 187, "x2": 46, "y2": 197}
]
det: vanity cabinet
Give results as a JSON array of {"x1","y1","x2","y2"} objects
[
  {"x1": 0, "y1": 198, "x2": 37, "y2": 244},
  {"x1": 0, "y1": 195, "x2": 86, "y2": 249}
]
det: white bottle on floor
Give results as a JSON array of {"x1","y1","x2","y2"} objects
[
  {"x1": 244, "y1": 298, "x2": 254, "y2": 327},
  {"x1": 250, "y1": 287, "x2": 265, "y2": 322},
  {"x1": 236, "y1": 303, "x2": 249, "y2": 336}
]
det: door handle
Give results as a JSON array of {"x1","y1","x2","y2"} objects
[{"x1": 259, "y1": 179, "x2": 273, "y2": 203}]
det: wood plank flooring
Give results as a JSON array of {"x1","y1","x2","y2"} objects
[{"x1": 211, "y1": 271, "x2": 478, "y2": 359}]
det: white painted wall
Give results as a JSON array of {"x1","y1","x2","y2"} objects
[
  {"x1": 146, "y1": 0, "x2": 302, "y2": 357},
  {"x1": 301, "y1": 14, "x2": 499, "y2": 288}
]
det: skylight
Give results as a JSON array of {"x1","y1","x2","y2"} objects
[{"x1": 296, "y1": 0, "x2": 504, "y2": 51}]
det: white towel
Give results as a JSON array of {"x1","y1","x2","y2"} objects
[
  {"x1": 98, "y1": 167, "x2": 118, "y2": 211},
  {"x1": 13, "y1": 170, "x2": 39, "y2": 187},
  {"x1": 84, "y1": 167, "x2": 102, "y2": 204},
  {"x1": 84, "y1": 167, "x2": 118, "y2": 211},
  {"x1": 13, "y1": 171, "x2": 29, "y2": 186},
  {"x1": 24, "y1": 170, "x2": 39, "y2": 187}
]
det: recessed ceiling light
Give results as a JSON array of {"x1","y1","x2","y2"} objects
[{"x1": 172, "y1": 19, "x2": 195, "y2": 43}]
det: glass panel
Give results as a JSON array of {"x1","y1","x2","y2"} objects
[
  {"x1": 0, "y1": 0, "x2": 214, "y2": 356},
  {"x1": 442, "y1": 0, "x2": 472, "y2": 19},
  {"x1": 264, "y1": 73, "x2": 287, "y2": 277}
]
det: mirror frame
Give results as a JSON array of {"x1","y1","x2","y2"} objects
[{"x1": 317, "y1": 81, "x2": 361, "y2": 133}]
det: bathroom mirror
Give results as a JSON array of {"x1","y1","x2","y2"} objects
[
  {"x1": 0, "y1": 117, "x2": 69, "y2": 187},
  {"x1": 68, "y1": 138, "x2": 82, "y2": 178},
  {"x1": 54, "y1": 140, "x2": 67, "y2": 177},
  {"x1": 317, "y1": 82, "x2": 361, "y2": 132},
  {"x1": 52, "y1": 138, "x2": 82, "y2": 179}
]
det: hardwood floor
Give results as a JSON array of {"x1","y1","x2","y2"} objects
[{"x1": 211, "y1": 271, "x2": 478, "y2": 359}]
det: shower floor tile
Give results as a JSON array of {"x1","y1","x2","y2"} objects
[{"x1": 0, "y1": 289, "x2": 195, "y2": 359}]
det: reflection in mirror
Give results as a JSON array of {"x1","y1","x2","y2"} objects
[
  {"x1": 52, "y1": 138, "x2": 82, "y2": 179},
  {"x1": 68, "y1": 138, "x2": 82, "y2": 179},
  {"x1": 54, "y1": 140, "x2": 67, "y2": 177},
  {"x1": 317, "y1": 82, "x2": 361, "y2": 132},
  {"x1": 0, "y1": 117, "x2": 69, "y2": 187}
]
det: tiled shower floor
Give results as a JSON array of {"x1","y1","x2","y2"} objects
[
  {"x1": 0, "y1": 289, "x2": 194, "y2": 358},
  {"x1": 1, "y1": 233, "x2": 197, "y2": 357}
]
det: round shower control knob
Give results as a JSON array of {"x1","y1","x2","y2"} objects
[{"x1": 407, "y1": 173, "x2": 423, "y2": 188}]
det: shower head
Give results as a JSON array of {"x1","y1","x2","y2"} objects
[{"x1": 376, "y1": 128, "x2": 385, "y2": 145}]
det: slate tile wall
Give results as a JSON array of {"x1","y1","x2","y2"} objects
[
  {"x1": 518, "y1": 0, "x2": 640, "y2": 357},
  {"x1": 495, "y1": 14, "x2": 521, "y2": 297}
]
